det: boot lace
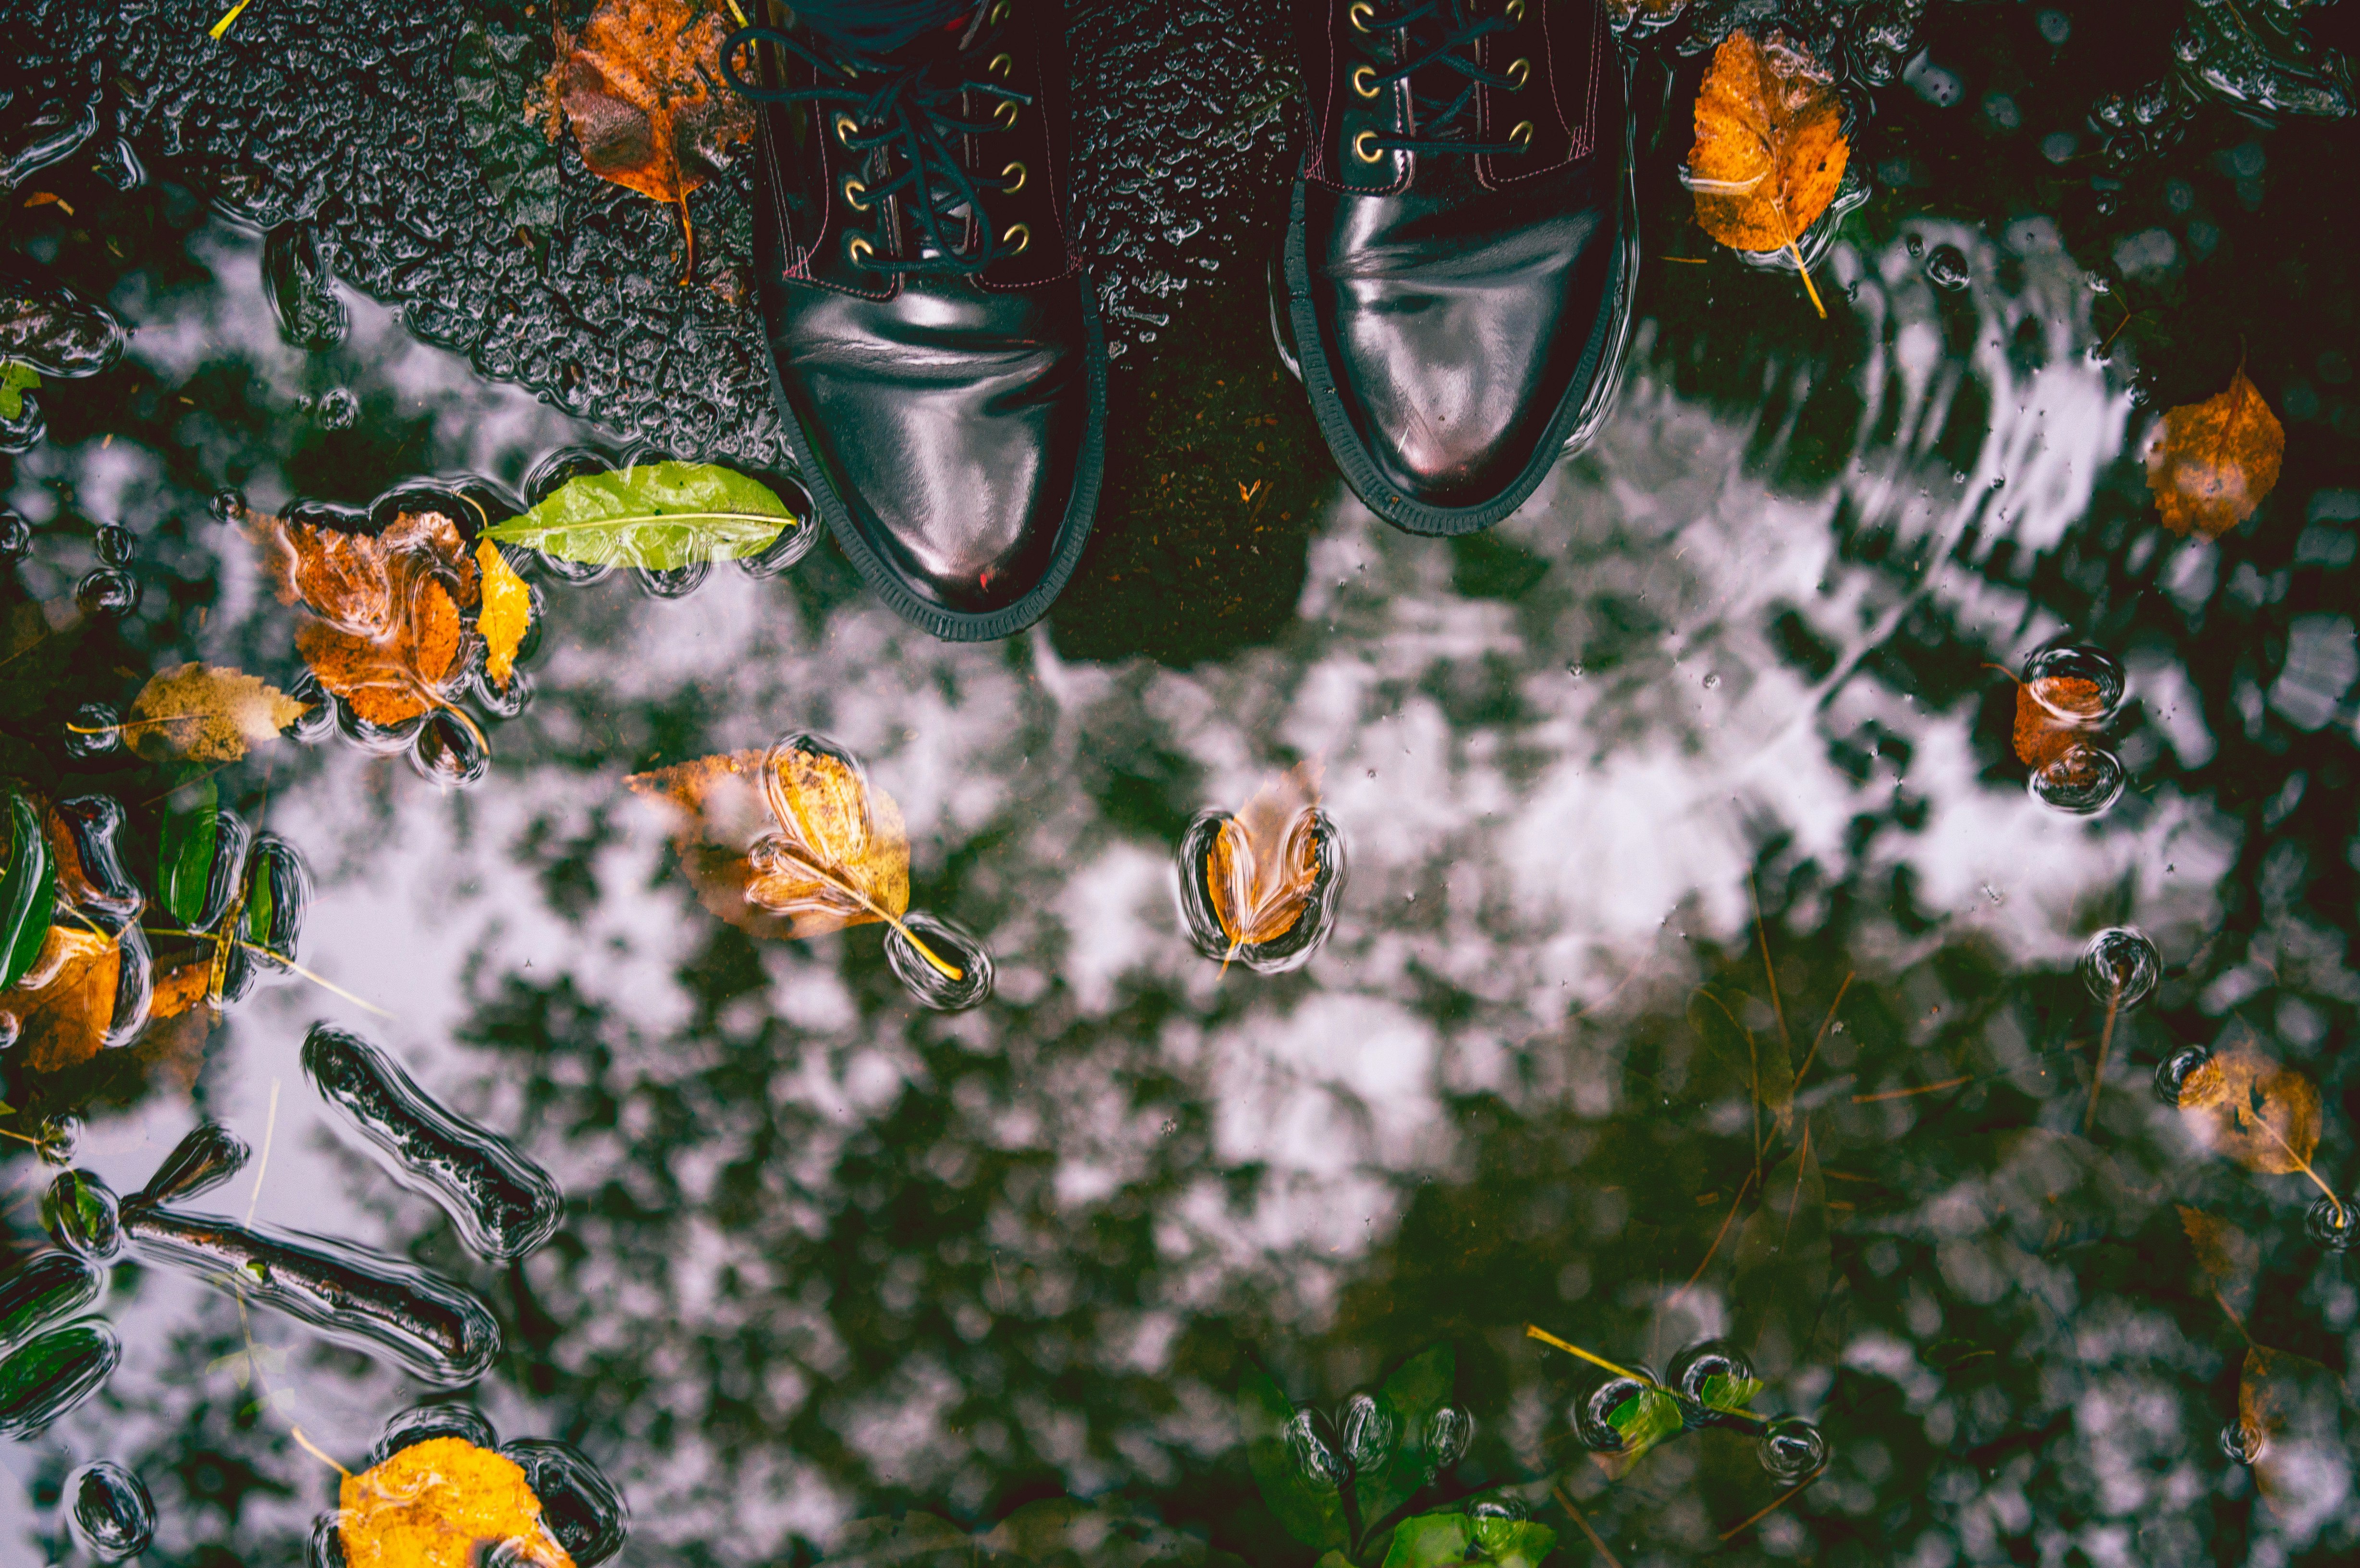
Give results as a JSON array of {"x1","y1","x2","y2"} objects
[
  {"x1": 722, "y1": 19, "x2": 1030, "y2": 275},
  {"x1": 1354, "y1": 0, "x2": 1530, "y2": 157}
]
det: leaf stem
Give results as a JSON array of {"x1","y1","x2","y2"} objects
[
  {"x1": 1550, "y1": 1486, "x2": 1624, "y2": 1568},
  {"x1": 2084, "y1": 983, "x2": 2121, "y2": 1135},
  {"x1": 1783, "y1": 231, "x2": 1827, "y2": 319}
]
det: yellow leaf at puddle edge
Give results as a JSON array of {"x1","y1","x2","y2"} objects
[
  {"x1": 339, "y1": 1435, "x2": 575, "y2": 1568},
  {"x1": 476, "y1": 540, "x2": 531, "y2": 689},
  {"x1": 126, "y1": 662, "x2": 309, "y2": 762},
  {"x1": 1687, "y1": 31, "x2": 1850, "y2": 255}
]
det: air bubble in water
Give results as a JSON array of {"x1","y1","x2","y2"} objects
[
  {"x1": 1284, "y1": 1407, "x2": 1347, "y2": 1491},
  {"x1": 209, "y1": 489, "x2": 247, "y2": 523},
  {"x1": 42, "y1": 1170, "x2": 120, "y2": 1261},
  {"x1": 500, "y1": 1439, "x2": 630, "y2": 1566},
  {"x1": 1469, "y1": 1498, "x2": 1528, "y2": 1557},
  {"x1": 2024, "y1": 644, "x2": 2128, "y2": 721},
  {"x1": 1575, "y1": 1369, "x2": 1660, "y2": 1452},
  {"x1": 1669, "y1": 1339, "x2": 1758, "y2": 1427},
  {"x1": 371, "y1": 1401, "x2": 499, "y2": 1466},
  {"x1": 230, "y1": 833, "x2": 313, "y2": 989},
  {"x1": 2221, "y1": 1418, "x2": 2264, "y2": 1464},
  {"x1": 67, "y1": 1460, "x2": 156, "y2": 1561},
  {"x1": 883, "y1": 911, "x2": 995, "y2": 1011},
  {"x1": 1702, "y1": 672, "x2": 1721, "y2": 689},
  {"x1": 316, "y1": 387, "x2": 359, "y2": 430},
  {"x1": 1925, "y1": 245, "x2": 1972, "y2": 291},
  {"x1": 1425, "y1": 1405, "x2": 1475, "y2": 1475},
  {"x1": 2080, "y1": 927, "x2": 2161, "y2": 1007},
  {"x1": 75, "y1": 568, "x2": 139, "y2": 617},
  {"x1": 0, "y1": 1321, "x2": 123, "y2": 1438},
  {"x1": 1338, "y1": 1390, "x2": 1397, "y2": 1470},
  {"x1": 302, "y1": 1026, "x2": 565, "y2": 1262},
  {"x1": 118, "y1": 1204, "x2": 501, "y2": 1386},
  {"x1": 410, "y1": 709, "x2": 491, "y2": 787},
  {"x1": 36, "y1": 1114, "x2": 80, "y2": 1166},
  {"x1": 2029, "y1": 744, "x2": 2127, "y2": 814},
  {"x1": 1757, "y1": 1416, "x2": 1828, "y2": 1481},
  {"x1": 735, "y1": 476, "x2": 820, "y2": 579},
  {"x1": 63, "y1": 702, "x2": 120, "y2": 757},
  {"x1": 634, "y1": 560, "x2": 711, "y2": 599},
  {"x1": 0, "y1": 509, "x2": 30, "y2": 560},
  {"x1": 2305, "y1": 1194, "x2": 2356, "y2": 1253},
  {"x1": 0, "y1": 1251, "x2": 101, "y2": 1352},
  {"x1": 2154, "y1": 1046, "x2": 2213, "y2": 1107},
  {"x1": 306, "y1": 1510, "x2": 346, "y2": 1568},
  {"x1": 93, "y1": 525, "x2": 133, "y2": 565}
]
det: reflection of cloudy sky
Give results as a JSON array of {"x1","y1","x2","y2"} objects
[{"x1": 4, "y1": 208, "x2": 2318, "y2": 1567}]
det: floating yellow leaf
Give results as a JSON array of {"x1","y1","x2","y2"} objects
[
  {"x1": 627, "y1": 738, "x2": 960, "y2": 978},
  {"x1": 2176, "y1": 1204, "x2": 2257, "y2": 1319},
  {"x1": 2176, "y1": 1044, "x2": 2322, "y2": 1177},
  {"x1": 2147, "y1": 368, "x2": 2285, "y2": 539},
  {"x1": 1208, "y1": 763, "x2": 1323, "y2": 953},
  {"x1": 1687, "y1": 31, "x2": 1849, "y2": 315},
  {"x1": 0, "y1": 925, "x2": 118, "y2": 1073},
  {"x1": 121, "y1": 662, "x2": 309, "y2": 762},
  {"x1": 476, "y1": 540, "x2": 531, "y2": 689},
  {"x1": 339, "y1": 1436, "x2": 574, "y2": 1568}
]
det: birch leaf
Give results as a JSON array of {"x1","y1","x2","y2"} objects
[
  {"x1": 1687, "y1": 32, "x2": 1849, "y2": 254},
  {"x1": 124, "y1": 663, "x2": 308, "y2": 762},
  {"x1": 475, "y1": 541, "x2": 532, "y2": 689},
  {"x1": 2176, "y1": 1045, "x2": 2322, "y2": 1176},
  {"x1": 2147, "y1": 368, "x2": 2285, "y2": 539}
]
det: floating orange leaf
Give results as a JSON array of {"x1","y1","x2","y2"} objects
[
  {"x1": 543, "y1": 0, "x2": 754, "y2": 277},
  {"x1": 0, "y1": 925, "x2": 118, "y2": 1073},
  {"x1": 339, "y1": 1435, "x2": 574, "y2": 1568},
  {"x1": 1207, "y1": 764, "x2": 1323, "y2": 955},
  {"x1": 2011, "y1": 675, "x2": 2104, "y2": 769},
  {"x1": 1687, "y1": 31, "x2": 1849, "y2": 315},
  {"x1": 2176, "y1": 1047, "x2": 2339, "y2": 1221},
  {"x1": 2147, "y1": 368, "x2": 2284, "y2": 539},
  {"x1": 251, "y1": 510, "x2": 479, "y2": 728},
  {"x1": 627, "y1": 738, "x2": 961, "y2": 979}
]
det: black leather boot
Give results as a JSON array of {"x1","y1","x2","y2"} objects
[
  {"x1": 1281, "y1": 0, "x2": 1635, "y2": 535},
  {"x1": 725, "y1": 2, "x2": 1104, "y2": 640}
]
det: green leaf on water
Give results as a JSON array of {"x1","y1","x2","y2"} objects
[
  {"x1": 1355, "y1": 1341, "x2": 1455, "y2": 1537},
  {"x1": 1237, "y1": 1359, "x2": 1349, "y2": 1554},
  {"x1": 451, "y1": 24, "x2": 561, "y2": 231},
  {"x1": 1, "y1": 793, "x2": 56, "y2": 992},
  {"x1": 1379, "y1": 1513, "x2": 1470, "y2": 1568},
  {"x1": 157, "y1": 779, "x2": 221, "y2": 930},
  {"x1": 1472, "y1": 1517, "x2": 1557, "y2": 1568},
  {"x1": 1699, "y1": 1369, "x2": 1764, "y2": 1412},
  {"x1": 0, "y1": 363, "x2": 37, "y2": 421},
  {"x1": 483, "y1": 461, "x2": 807, "y2": 570},
  {"x1": 1607, "y1": 1386, "x2": 1684, "y2": 1463}
]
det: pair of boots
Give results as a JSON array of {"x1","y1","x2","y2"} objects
[{"x1": 722, "y1": 0, "x2": 1633, "y2": 641}]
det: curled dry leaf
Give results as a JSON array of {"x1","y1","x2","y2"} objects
[
  {"x1": 2147, "y1": 368, "x2": 2285, "y2": 539},
  {"x1": 2011, "y1": 675, "x2": 2105, "y2": 769},
  {"x1": 339, "y1": 1435, "x2": 574, "y2": 1568},
  {"x1": 1208, "y1": 763, "x2": 1323, "y2": 953},
  {"x1": 123, "y1": 662, "x2": 309, "y2": 762},
  {"x1": 2176, "y1": 1044, "x2": 2321, "y2": 1176},
  {"x1": 0, "y1": 924, "x2": 118, "y2": 1073},
  {"x1": 542, "y1": 0, "x2": 755, "y2": 274},
  {"x1": 1688, "y1": 31, "x2": 1848, "y2": 313},
  {"x1": 251, "y1": 510, "x2": 479, "y2": 728},
  {"x1": 475, "y1": 541, "x2": 532, "y2": 690},
  {"x1": 626, "y1": 739, "x2": 961, "y2": 979}
]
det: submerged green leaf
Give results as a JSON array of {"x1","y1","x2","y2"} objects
[
  {"x1": 1, "y1": 793, "x2": 55, "y2": 991},
  {"x1": 1379, "y1": 1513, "x2": 1469, "y2": 1568},
  {"x1": 452, "y1": 24, "x2": 561, "y2": 230},
  {"x1": 1471, "y1": 1517, "x2": 1556, "y2": 1568},
  {"x1": 1237, "y1": 1360, "x2": 1349, "y2": 1554},
  {"x1": 156, "y1": 779, "x2": 221, "y2": 930},
  {"x1": 1699, "y1": 1369, "x2": 1765, "y2": 1412},
  {"x1": 1608, "y1": 1386, "x2": 1684, "y2": 1462},
  {"x1": 484, "y1": 461, "x2": 807, "y2": 569},
  {"x1": 1355, "y1": 1342, "x2": 1456, "y2": 1536},
  {"x1": 0, "y1": 362, "x2": 37, "y2": 421}
]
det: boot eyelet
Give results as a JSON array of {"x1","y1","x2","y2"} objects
[
  {"x1": 988, "y1": 52, "x2": 1014, "y2": 78},
  {"x1": 1504, "y1": 0, "x2": 1526, "y2": 19},
  {"x1": 1352, "y1": 129, "x2": 1385, "y2": 163},
  {"x1": 1351, "y1": 65, "x2": 1381, "y2": 98},
  {"x1": 987, "y1": 0, "x2": 1010, "y2": 20},
  {"x1": 843, "y1": 177, "x2": 871, "y2": 210},
  {"x1": 1348, "y1": 1, "x2": 1376, "y2": 31},
  {"x1": 846, "y1": 234, "x2": 875, "y2": 264},
  {"x1": 1509, "y1": 120, "x2": 1535, "y2": 147},
  {"x1": 1001, "y1": 160, "x2": 1028, "y2": 194},
  {"x1": 1506, "y1": 57, "x2": 1530, "y2": 89},
  {"x1": 994, "y1": 99, "x2": 1020, "y2": 128},
  {"x1": 834, "y1": 113, "x2": 860, "y2": 147},
  {"x1": 1001, "y1": 222, "x2": 1031, "y2": 256}
]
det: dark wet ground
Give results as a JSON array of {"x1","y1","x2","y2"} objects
[{"x1": 6, "y1": 1, "x2": 2360, "y2": 1565}]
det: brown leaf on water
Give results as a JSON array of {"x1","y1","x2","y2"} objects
[
  {"x1": 2236, "y1": 1346, "x2": 2347, "y2": 1511},
  {"x1": 627, "y1": 742, "x2": 912, "y2": 944},
  {"x1": 2011, "y1": 675, "x2": 2105, "y2": 769},
  {"x1": 251, "y1": 510, "x2": 478, "y2": 727},
  {"x1": 543, "y1": 0, "x2": 754, "y2": 272},
  {"x1": 125, "y1": 662, "x2": 309, "y2": 762},
  {"x1": 148, "y1": 956, "x2": 216, "y2": 1023},
  {"x1": 2176, "y1": 1045, "x2": 2321, "y2": 1176},
  {"x1": 2147, "y1": 368, "x2": 2284, "y2": 539},
  {"x1": 0, "y1": 925, "x2": 118, "y2": 1073},
  {"x1": 1687, "y1": 32, "x2": 1849, "y2": 256},
  {"x1": 2176, "y1": 1204, "x2": 2258, "y2": 1318},
  {"x1": 339, "y1": 1434, "x2": 574, "y2": 1568},
  {"x1": 1208, "y1": 763, "x2": 1323, "y2": 951}
]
